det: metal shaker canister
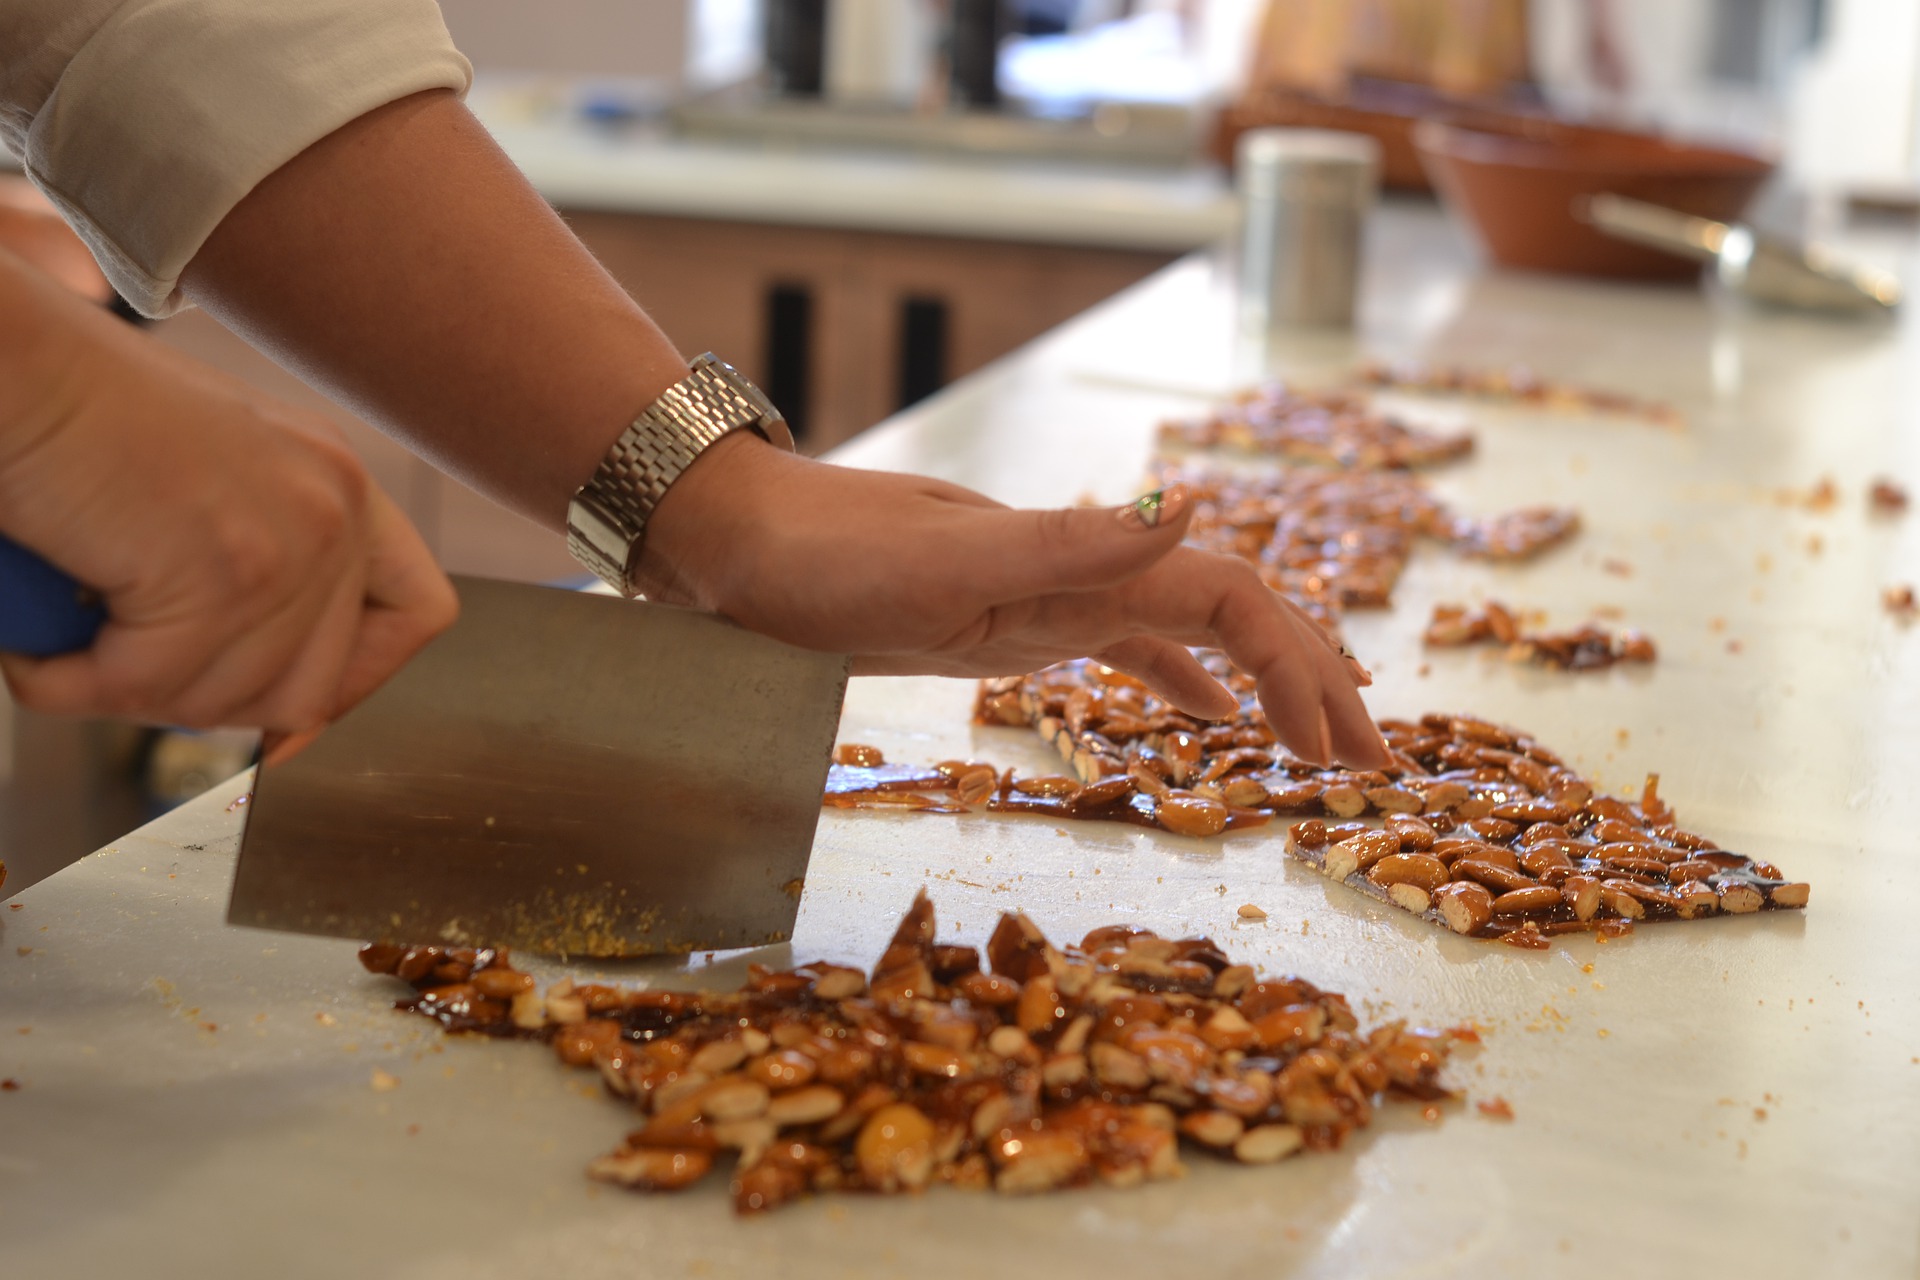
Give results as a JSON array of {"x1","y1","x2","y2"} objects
[{"x1": 1236, "y1": 129, "x2": 1380, "y2": 330}]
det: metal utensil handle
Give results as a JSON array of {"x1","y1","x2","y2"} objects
[
  {"x1": 1579, "y1": 193, "x2": 1728, "y2": 264},
  {"x1": 0, "y1": 534, "x2": 105, "y2": 657}
]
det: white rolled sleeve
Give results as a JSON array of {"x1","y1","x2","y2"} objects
[{"x1": 0, "y1": 0, "x2": 471, "y2": 316}]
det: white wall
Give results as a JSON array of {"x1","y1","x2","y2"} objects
[
  {"x1": 436, "y1": 0, "x2": 693, "y2": 81},
  {"x1": 1784, "y1": 0, "x2": 1920, "y2": 191}
]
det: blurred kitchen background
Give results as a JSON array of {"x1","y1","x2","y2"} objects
[
  {"x1": 144, "y1": 0, "x2": 1920, "y2": 584},
  {"x1": 7, "y1": 0, "x2": 1920, "y2": 830}
]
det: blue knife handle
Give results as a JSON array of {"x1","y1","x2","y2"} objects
[{"x1": 0, "y1": 534, "x2": 106, "y2": 657}]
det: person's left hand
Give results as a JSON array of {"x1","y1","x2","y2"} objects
[{"x1": 635, "y1": 436, "x2": 1388, "y2": 771}]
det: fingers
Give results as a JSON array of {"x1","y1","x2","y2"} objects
[
  {"x1": 2, "y1": 494, "x2": 453, "y2": 737},
  {"x1": 1326, "y1": 701, "x2": 1392, "y2": 770},
  {"x1": 2, "y1": 580, "x2": 358, "y2": 731},
  {"x1": 260, "y1": 726, "x2": 324, "y2": 767},
  {"x1": 326, "y1": 494, "x2": 459, "y2": 718},
  {"x1": 1092, "y1": 637, "x2": 1239, "y2": 721},
  {"x1": 951, "y1": 486, "x2": 1196, "y2": 608},
  {"x1": 0, "y1": 624, "x2": 234, "y2": 726},
  {"x1": 1209, "y1": 574, "x2": 1387, "y2": 769},
  {"x1": 854, "y1": 557, "x2": 1387, "y2": 770},
  {"x1": 212, "y1": 494, "x2": 451, "y2": 729},
  {"x1": 1212, "y1": 594, "x2": 1328, "y2": 763},
  {"x1": 1057, "y1": 548, "x2": 1383, "y2": 769},
  {"x1": 203, "y1": 568, "x2": 370, "y2": 729},
  {"x1": 979, "y1": 547, "x2": 1360, "y2": 765}
]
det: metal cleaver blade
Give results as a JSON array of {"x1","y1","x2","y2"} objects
[{"x1": 228, "y1": 576, "x2": 850, "y2": 957}]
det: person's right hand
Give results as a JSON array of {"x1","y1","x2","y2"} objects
[{"x1": 0, "y1": 249, "x2": 458, "y2": 734}]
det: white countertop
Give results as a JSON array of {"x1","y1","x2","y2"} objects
[
  {"x1": 469, "y1": 84, "x2": 1236, "y2": 251},
  {"x1": 3, "y1": 205, "x2": 1918, "y2": 1279}
]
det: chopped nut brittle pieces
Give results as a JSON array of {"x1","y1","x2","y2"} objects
[
  {"x1": 360, "y1": 893, "x2": 1460, "y2": 1214},
  {"x1": 1164, "y1": 465, "x2": 1578, "y2": 636},
  {"x1": 1868, "y1": 478, "x2": 1909, "y2": 515},
  {"x1": 1425, "y1": 601, "x2": 1657, "y2": 670},
  {"x1": 1353, "y1": 359, "x2": 1680, "y2": 425},
  {"x1": 823, "y1": 759, "x2": 997, "y2": 815},
  {"x1": 1772, "y1": 476, "x2": 1840, "y2": 511},
  {"x1": 1476, "y1": 1096, "x2": 1515, "y2": 1120},
  {"x1": 832, "y1": 743, "x2": 886, "y2": 767},
  {"x1": 1884, "y1": 585, "x2": 1917, "y2": 625},
  {"x1": 1158, "y1": 383, "x2": 1474, "y2": 471}
]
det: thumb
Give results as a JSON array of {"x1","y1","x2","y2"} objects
[
  {"x1": 0, "y1": 647, "x2": 108, "y2": 720},
  {"x1": 960, "y1": 484, "x2": 1194, "y2": 605}
]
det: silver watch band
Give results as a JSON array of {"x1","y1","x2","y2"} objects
[{"x1": 566, "y1": 353, "x2": 794, "y2": 595}]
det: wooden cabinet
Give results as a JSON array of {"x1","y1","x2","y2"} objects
[{"x1": 565, "y1": 212, "x2": 1177, "y2": 450}]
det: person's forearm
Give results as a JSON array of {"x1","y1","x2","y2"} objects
[{"x1": 181, "y1": 89, "x2": 685, "y2": 530}]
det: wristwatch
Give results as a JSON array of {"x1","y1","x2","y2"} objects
[{"x1": 565, "y1": 353, "x2": 794, "y2": 596}]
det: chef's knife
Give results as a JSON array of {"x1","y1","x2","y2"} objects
[
  {"x1": 229, "y1": 575, "x2": 850, "y2": 957},
  {"x1": 2, "y1": 541, "x2": 850, "y2": 952}
]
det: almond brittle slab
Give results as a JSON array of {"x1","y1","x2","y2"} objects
[
  {"x1": 972, "y1": 660, "x2": 1807, "y2": 944},
  {"x1": 1282, "y1": 714, "x2": 1806, "y2": 948}
]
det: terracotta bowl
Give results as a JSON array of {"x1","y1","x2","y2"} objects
[{"x1": 1412, "y1": 120, "x2": 1776, "y2": 279}]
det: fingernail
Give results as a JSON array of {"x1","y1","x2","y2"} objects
[
  {"x1": 1116, "y1": 484, "x2": 1189, "y2": 531},
  {"x1": 1338, "y1": 643, "x2": 1373, "y2": 685},
  {"x1": 261, "y1": 727, "x2": 324, "y2": 768}
]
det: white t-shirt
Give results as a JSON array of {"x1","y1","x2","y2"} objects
[{"x1": 0, "y1": 0, "x2": 472, "y2": 315}]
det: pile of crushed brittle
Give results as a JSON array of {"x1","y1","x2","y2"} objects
[{"x1": 359, "y1": 891, "x2": 1461, "y2": 1213}]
